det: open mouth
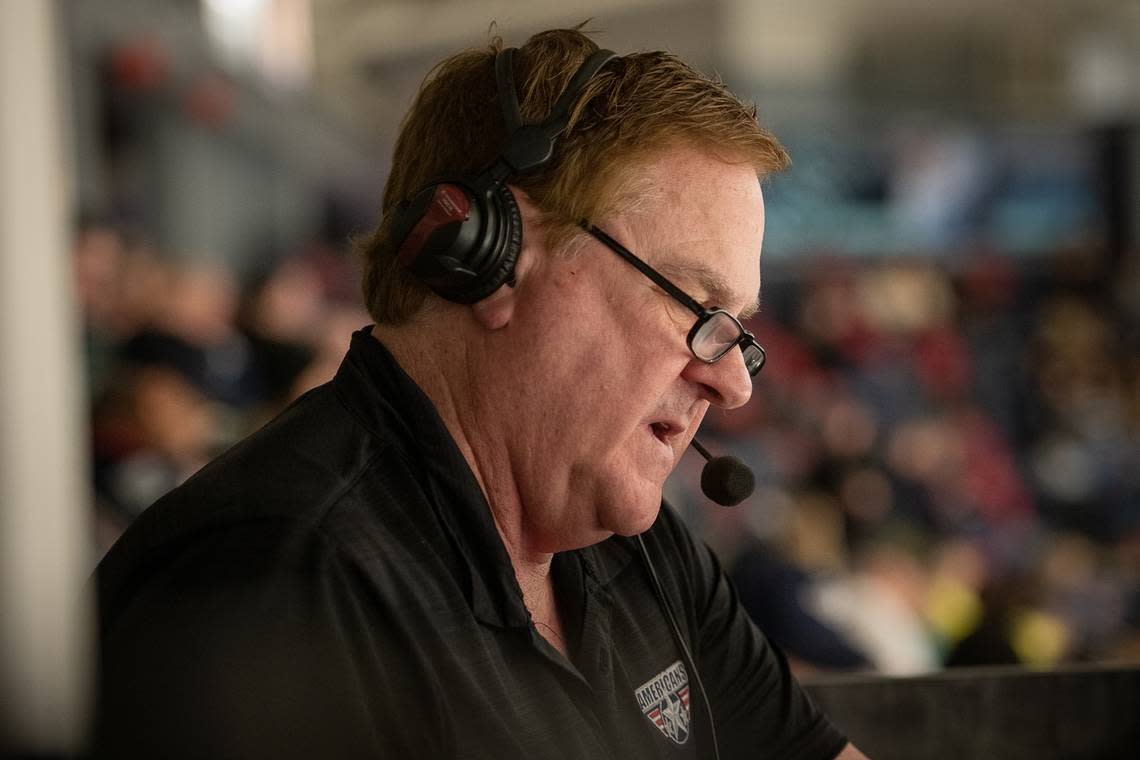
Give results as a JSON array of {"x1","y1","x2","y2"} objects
[{"x1": 650, "y1": 422, "x2": 674, "y2": 445}]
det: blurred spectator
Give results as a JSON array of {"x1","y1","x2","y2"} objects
[
  {"x1": 809, "y1": 538, "x2": 941, "y2": 675},
  {"x1": 731, "y1": 537, "x2": 871, "y2": 672},
  {"x1": 75, "y1": 219, "x2": 128, "y2": 396},
  {"x1": 236, "y1": 256, "x2": 322, "y2": 418},
  {"x1": 91, "y1": 329, "x2": 226, "y2": 549}
]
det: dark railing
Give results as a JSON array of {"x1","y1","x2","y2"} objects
[{"x1": 803, "y1": 664, "x2": 1140, "y2": 760}]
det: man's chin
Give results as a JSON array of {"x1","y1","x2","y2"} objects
[{"x1": 599, "y1": 480, "x2": 664, "y2": 537}]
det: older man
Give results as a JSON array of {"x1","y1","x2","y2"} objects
[{"x1": 95, "y1": 28, "x2": 867, "y2": 760}]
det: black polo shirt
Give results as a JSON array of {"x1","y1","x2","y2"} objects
[{"x1": 94, "y1": 328, "x2": 847, "y2": 760}]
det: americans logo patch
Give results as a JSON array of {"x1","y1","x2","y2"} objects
[{"x1": 634, "y1": 660, "x2": 691, "y2": 744}]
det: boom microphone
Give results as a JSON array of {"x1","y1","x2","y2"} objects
[{"x1": 690, "y1": 438, "x2": 755, "y2": 506}]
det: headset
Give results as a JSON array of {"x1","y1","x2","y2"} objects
[
  {"x1": 391, "y1": 45, "x2": 724, "y2": 760},
  {"x1": 388, "y1": 46, "x2": 617, "y2": 304}
]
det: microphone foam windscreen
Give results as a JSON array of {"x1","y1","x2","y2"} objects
[{"x1": 700, "y1": 456, "x2": 755, "y2": 507}]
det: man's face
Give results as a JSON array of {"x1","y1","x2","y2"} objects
[{"x1": 482, "y1": 145, "x2": 765, "y2": 554}]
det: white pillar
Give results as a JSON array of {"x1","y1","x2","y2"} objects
[{"x1": 0, "y1": 0, "x2": 93, "y2": 752}]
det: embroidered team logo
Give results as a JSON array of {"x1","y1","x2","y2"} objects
[{"x1": 634, "y1": 660, "x2": 691, "y2": 745}]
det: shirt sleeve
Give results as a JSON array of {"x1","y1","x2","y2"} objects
[
  {"x1": 646, "y1": 506, "x2": 849, "y2": 760},
  {"x1": 94, "y1": 521, "x2": 452, "y2": 760}
]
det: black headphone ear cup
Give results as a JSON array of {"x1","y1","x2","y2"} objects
[
  {"x1": 390, "y1": 179, "x2": 523, "y2": 304},
  {"x1": 391, "y1": 47, "x2": 616, "y2": 306},
  {"x1": 460, "y1": 182, "x2": 523, "y2": 303}
]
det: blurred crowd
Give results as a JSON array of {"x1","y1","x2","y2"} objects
[
  {"x1": 75, "y1": 218, "x2": 370, "y2": 551},
  {"x1": 76, "y1": 216, "x2": 1140, "y2": 676},
  {"x1": 673, "y1": 242, "x2": 1140, "y2": 675}
]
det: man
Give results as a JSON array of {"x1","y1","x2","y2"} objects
[{"x1": 94, "y1": 28, "x2": 867, "y2": 759}]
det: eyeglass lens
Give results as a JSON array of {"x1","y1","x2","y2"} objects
[
  {"x1": 690, "y1": 312, "x2": 742, "y2": 362},
  {"x1": 691, "y1": 312, "x2": 766, "y2": 377},
  {"x1": 741, "y1": 343, "x2": 766, "y2": 376}
]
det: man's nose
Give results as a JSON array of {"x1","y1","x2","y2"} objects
[{"x1": 681, "y1": 350, "x2": 753, "y2": 410}]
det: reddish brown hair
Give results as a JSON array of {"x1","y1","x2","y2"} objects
[{"x1": 358, "y1": 27, "x2": 789, "y2": 324}]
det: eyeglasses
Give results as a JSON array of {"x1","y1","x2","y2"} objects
[{"x1": 582, "y1": 223, "x2": 767, "y2": 377}]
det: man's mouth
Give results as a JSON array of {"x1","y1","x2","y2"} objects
[{"x1": 649, "y1": 420, "x2": 682, "y2": 446}]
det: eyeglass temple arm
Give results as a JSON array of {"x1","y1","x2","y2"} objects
[{"x1": 581, "y1": 223, "x2": 707, "y2": 317}]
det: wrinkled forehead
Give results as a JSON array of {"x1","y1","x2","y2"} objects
[
  {"x1": 615, "y1": 148, "x2": 766, "y2": 314},
  {"x1": 657, "y1": 255, "x2": 761, "y2": 319}
]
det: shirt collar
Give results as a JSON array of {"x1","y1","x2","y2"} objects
[
  {"x1": 579, "y1": 535, "x2": 638, "y2": 587},
  {"x1": 333, "y1": 327, "x2": 642, "y2": 624},
  {"x1": 332, "y1": 327, "x2": 529, "y2": 628}
]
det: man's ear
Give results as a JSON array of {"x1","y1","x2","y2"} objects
[
  {"x1": 469, "y1": 275, "x2": 517, "y2": 330},
  {"x1": 470, "y1": 185, "x2": 542, "y2": 331}
]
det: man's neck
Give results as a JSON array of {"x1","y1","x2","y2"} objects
[
  {"x1": 370, "y1": 325, "x2": 568, "y2": 653},
  {"x1": 369, "y1": 324, "x2": 555, "y2": 579}
]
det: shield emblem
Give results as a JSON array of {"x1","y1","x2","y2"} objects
[{"x1": 634, "y1": 660, "x2": 691, "y2": 745}]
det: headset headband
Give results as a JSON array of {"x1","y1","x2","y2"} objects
[
  {"x1": 391, "y1": 45, "x2": 618, "y2": 303},
  {"x1": 489, "y1": 46, "x2": 618, "y2": 180}
]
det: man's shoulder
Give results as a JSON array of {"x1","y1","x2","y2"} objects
[
  {"x1": 94, "y1": 381, "x2": 424, "y2": 622},
  {"x1": 140, "y1": 382, "x2": 387, "y2": 530}
]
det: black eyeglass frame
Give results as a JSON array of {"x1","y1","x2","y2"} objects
[{"x1": 582, "y1": 223, "x2": 766, "y2": 377}]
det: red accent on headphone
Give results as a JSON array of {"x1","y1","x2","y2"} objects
[{"x1": 396, "y1": 185, "x2": 472, "y2": 266}]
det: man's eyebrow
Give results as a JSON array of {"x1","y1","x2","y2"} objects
[{"x1": 659, "y1": 260, "x2": 760, "y2": 320}]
